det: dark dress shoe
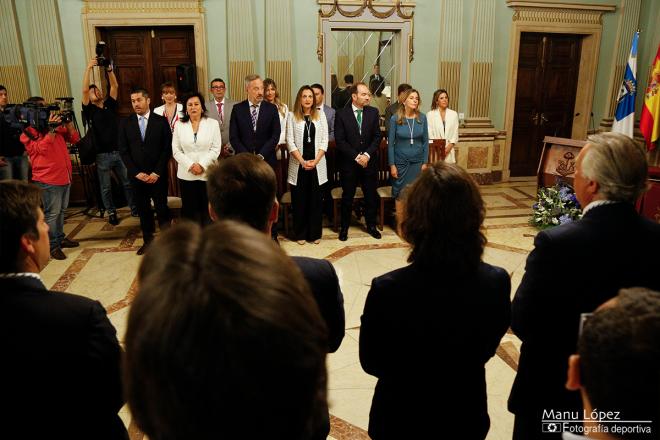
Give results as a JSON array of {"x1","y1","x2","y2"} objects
[
  {"x1": 108, "y1": 212, "x2": 119, "y2": 226},
  {"x1": 50, "y1": 248, "x2": 66, "y2": 260},
  {"x1": 60, "y1": 238, "x2": 79, "y2": 248},
  {"x1": 338, "y1": 228, "x2": 348, "y2": 241},
  {"x1": 136, "y1": 240, "x2": 152, "y2": 256},
  {"x1": 367, "y1": 226, "x2": 382, "y2": 239}
]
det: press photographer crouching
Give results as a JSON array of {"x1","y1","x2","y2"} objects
[
  {"x1": 19, "y1": 96, "x2": 80, "y2": 260},
  {"x1": 82, "y1": 51, "x2": 136, "y2": 225}
]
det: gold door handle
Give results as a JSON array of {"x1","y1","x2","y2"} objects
[
  {"x1": 540, "y1": 113, "x2": 549, "y2": 124},
  {"x1": 531, "y1": 112, "x2": 540, "y2": 125}
]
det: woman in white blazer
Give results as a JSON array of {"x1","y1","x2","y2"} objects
[
  {"x1": 287, "y1": 85, "x2": 329, "y2": 245},
  {"x1": 153, "y1": 81, "x2": 184, "y2": 133},
  {"x1": 427, "y1": 88, "x2": 459, "y2": 163},
  {"x1": 172, "y1": 92, "x2": 221, "y2": 225}
]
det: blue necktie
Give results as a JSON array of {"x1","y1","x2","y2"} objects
[{"x1": 139, "y1": 116, "x2": 146, "y2": 141}]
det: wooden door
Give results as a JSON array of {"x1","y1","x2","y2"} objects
[
  {"x1": 100, "y1": 26, "x2": 195, "y2": 117},
  {"x1": 510, "y1": 33, "x2": 581, "y2": 177}
]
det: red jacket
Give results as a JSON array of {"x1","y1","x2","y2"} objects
[{"x1": 21, "y1": 125, "x2": 80, "y2": 185}]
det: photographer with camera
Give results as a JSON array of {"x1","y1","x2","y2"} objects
[
  {"x1": 20, "y1": 97, "x2": 81, "y2": 260},
  {"x1": 0, "y1": 85, "x2": 29, "y2": 181},
  {"x1": 82, "y1": 49, "x2": 136, "y2": 226}
]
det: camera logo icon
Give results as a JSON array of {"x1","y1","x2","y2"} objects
[{"x1": 542, "y1": 423, "x2": 560, "y2": 433}]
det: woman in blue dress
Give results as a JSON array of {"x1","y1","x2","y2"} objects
[{"x1": 388, "y1": 88, "x2": 428, "y2": 213}]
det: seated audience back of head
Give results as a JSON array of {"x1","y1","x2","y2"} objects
[
  {"x1": 124, "y1": 220, "x2": 328, "y2": 440},
  {"x1": 566, "y1": 287, "x2": 660, "y2": 439},
  {"x1": 359, "y1": 162, "x2": 511, "y2": 439},
  {"x1": 509, "y1": 132, "x2": 660, "y2": 439},
  {"x1": 0, "y1": 181, "x2": 127, "y2": 440},
  {"x1": 206, "y1": 154, "x2": 344, "y2": 440}
]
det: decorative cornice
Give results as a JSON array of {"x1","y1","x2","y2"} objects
[
  {"x1": 507, "y1": 0, "x2": 615, "y2": 25},
  {"x1": 318, "y1": 0, "x2": 414, "y2": 20},
  {"x1": 82, "y1": 0, "x2": 203, "y2": 14}
]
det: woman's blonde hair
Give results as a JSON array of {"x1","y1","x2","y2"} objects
[
  {"x1": 396, "y1": 89, "x2": 422, "y2": 124},
  {"x1": 263, "y1": 78, "x2": 286, "y2": 117},
  {"x1": 292, "y1": 85, "x2": 319, "y2": 123}
]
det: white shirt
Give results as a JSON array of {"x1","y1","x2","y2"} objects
[
  {"x1": 138, "y1": 110, "x2": 150, "y2": 126},
  {"x1": 0, "y1": 272, "x2": 42, "y2": 281},
  {"x1": 582, "y1": 199, "x2": 620, "y2": 215}
]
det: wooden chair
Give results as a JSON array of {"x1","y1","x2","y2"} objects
[
  {"x1": 276, "y1": 144, "x2": 293, "y2": 237},
  {"x1": 428, "y1": 139, "x2": 447, "y2": 163},
  {"x1": 376, "y1": 139, "x2": 392, "y2": 231},
  {"x1": 164, "y1": 157, "x2": 183, "y2": 217}
]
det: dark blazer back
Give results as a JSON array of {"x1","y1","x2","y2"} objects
[
  {"x1": 118, "y1": 112, "x2": 172, "y2": 179},
  {"x1": 0, "y1": 277, "x2": 127, "y2": 440},
  {"x1": 334, "y1": 105, "x2": 381, "y2": 171},
  {"x1": 229, "y1": 100, "x2": 281, "y2": 166},
  {"x1": 510, "y1": 203, "x2": 660, "y2": 414},
  {"x1": 290, "y1": 256, "x2": 345, "y2": 440},
  {"x1": 291, "y1": 256, "x2": 345, "y2": 353},
  {"x1": 360, "y1": 262, "x2": 511, "y2": 439}
]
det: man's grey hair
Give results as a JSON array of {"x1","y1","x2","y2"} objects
[
  {"x1": 244, "y1": 74, "x2": 261, "y2": 88},
  {"x1": 581, "y1": 132, "x2": 648, "y2": 203}
]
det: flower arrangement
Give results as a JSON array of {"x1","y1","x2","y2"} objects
[{"x1": 530, "y1": 181, "x2": 582, "y2": 229}]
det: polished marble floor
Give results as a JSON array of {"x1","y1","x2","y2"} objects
[{"x1": 42, "y1": 178, "x2": 540, "y2": 440}]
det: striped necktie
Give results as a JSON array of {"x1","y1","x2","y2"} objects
[{"x1": 251, "y1": 104, "x2": 258, "y2": 131}]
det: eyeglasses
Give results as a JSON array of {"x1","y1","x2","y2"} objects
[
  {"x1": 578, "y1": 312, "x2": 593, "y2": 338},
  {"x1": 211, "y1": 86, "x2": 225, "y2": 90}
]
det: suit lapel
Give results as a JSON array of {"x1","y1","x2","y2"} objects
[{"x1": 131, "y1": 114, "x2": 142, "y2": 142}]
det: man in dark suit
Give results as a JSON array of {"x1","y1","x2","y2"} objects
[
  {"x1": 229, "y1": 74, "x2": 281, "y2": 168},
  {"x1": 311, "y1": 83, "x2": 335, "y2": 141},
  {"x1": 0, "y1": 180, "x2": 128, "y2": 440},
  {"x1": 509, "y1": 132, "x2": 660, "y2": 439},
  {"x1": 118, "y1": 87, "x2": 172, "y2": 255},
  {"x1": 206, "y1": 153, "x2": 345, "y2": 353},
  {"x1": 384, "y1": 83, "x2": 412, "y2": 138},
  {"x1": 368, "y1": 64, "x2": 384, "y2": 87},
  {"x1": 206, "y1": 154, "x2": 345, "y2": 440},
  {"x1": 334, "y1": 74, "x2": 354, "y2": 110},
  {"x1": 334, "y1": 82, "x2": 382, "y2": 241}
]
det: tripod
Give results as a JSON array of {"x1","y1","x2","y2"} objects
[{"x1": 65, "y1": 105, "x2": 105, "y2": 219}]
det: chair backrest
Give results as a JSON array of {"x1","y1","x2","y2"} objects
[
  {"x1": 428, "y1": 139, "x2": 446, "y2": 164},
  {"x1": 377, "y1": 138, "x2": 390, "y2": 187},
  {"x1": 325, "y1": 141, "x2": 341, "y2": 188},
  {"x1": 276, "y1": 143, "x2": 289, "y2": 198},
  {"x1": 168, "y1": 157, "x2": 180, "y2": 197}
]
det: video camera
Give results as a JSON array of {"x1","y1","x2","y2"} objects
[
  {"x1": 96, "y1": 41, "x2": 111, "y2": 68},
  {"x1": 2, "y1": 97, "x2": 75, "y2": 132}
]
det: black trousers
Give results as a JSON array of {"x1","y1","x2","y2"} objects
[
  {"x1": 179, "y1": 179, "x2": 211, "y2": 226},
  {"x1": 291, "y1": 167, "x2": 323, "y2": 241},
  {"x1": 340, "y1": 163, "x2": 378, "y2": 230},
  {"x1": 132, "y1": 177, "x2": 171, "y2": 242}
]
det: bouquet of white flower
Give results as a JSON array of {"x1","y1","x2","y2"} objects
[{"x1": 530, "y1": 181, "x2": 582, "y2": 229}]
